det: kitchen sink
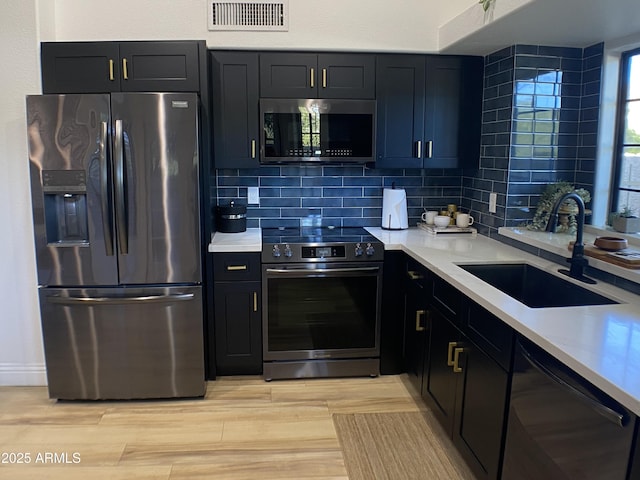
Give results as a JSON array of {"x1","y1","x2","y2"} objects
[{"x1": 458, "y1": 263, "x2": 618, "y2": 308}]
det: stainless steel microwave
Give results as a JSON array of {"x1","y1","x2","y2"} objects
[{"x1": 259, "y1": 98, "x2": 376, "y2": 164}]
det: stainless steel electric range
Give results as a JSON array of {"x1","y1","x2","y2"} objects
[{"x1": 261, "y1": 227, "x2": 384, "y2": 380}]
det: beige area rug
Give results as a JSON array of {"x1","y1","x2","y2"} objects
[{"x1": 333, "y1": 411, "x2": 477, "y2": 480}]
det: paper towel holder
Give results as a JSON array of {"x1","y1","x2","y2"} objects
[{"x1": 381, "y1": 182, "x2": 409, "y2": 230}]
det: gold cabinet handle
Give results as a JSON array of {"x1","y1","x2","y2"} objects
[
  {"x1": 310, "y1": 67, "x2": 315, "y2": 88},
  {"x1": 253, "y1": 292, "x2": 258, "y2": 312},
  {"x1": 427, "y1": 140, "x2": 433, "y2": 158},
  {"x1": 407, "y1": 270, "x2": 423, "y2": 280},
  {"x1": 415, "y1": 310, "x2": 426, "y2": 332},
  {"x1": 122, "y1": 58, "x2": 129, "y2": 80},
  {"x1": 251, "y1": 139, "x2": 256, "y2": 159},
  {"x1": 453, "y1": 347, "x2": 464, "y2": 373},
  {"x1": 416, "y1": 140, "x2": 422, "y2": 158},
  {"x1": 447, "y1": 341, "x2": 457, "y2": 366},
  {"x1": 109, "y1": 59, "x2": 115, "y2": 81},
  {"x1": 226, "y1": 265, "x2": 248, "y2": 271},
  {"x1": 322, "y1": 68, "x2": 327, "y2": 88}
]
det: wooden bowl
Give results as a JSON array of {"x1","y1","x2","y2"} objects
[{"x1": 594, "y1": 236, "x2": 628, "y2": 251}]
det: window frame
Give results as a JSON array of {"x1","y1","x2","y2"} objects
[{"x1": 612, "y1": 47, "x2": 640, "y2": 214}]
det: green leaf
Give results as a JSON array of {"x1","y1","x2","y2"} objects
[{"x1": 479, "y1": 0, "x2": 494, "y2": 12}]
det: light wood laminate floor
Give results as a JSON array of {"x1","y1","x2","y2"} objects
[{"x1": 0, "y1": 375, "x2": 441, "y2": 479}]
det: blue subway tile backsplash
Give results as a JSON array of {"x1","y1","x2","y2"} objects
[
  {"x1": 462, "y1": 42, "x2": 603, "y2": 236},
  {"x1": 214, "y1": 166, "x2": 463, "y2": 228}
]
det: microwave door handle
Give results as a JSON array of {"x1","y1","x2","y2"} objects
[
  {"x1": 99, "y1": 121, "x2": 114, "y2": 256},
  {"x1": 310, "y1": 110, "x2": 321, "y2": 153},
  {"x1": 113, "y1": 119, "x2": 128, "y2": 254},
  {"x1": 307, "y1": 112, "x2": 314, "y2": 152},
  {"x1": 520, "y1": 343, "x2": 628, "y2": 427}
]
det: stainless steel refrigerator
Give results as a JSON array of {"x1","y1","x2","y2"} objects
[{"x1": 27, "y1": 93, "x2": 205, "y2": 400}]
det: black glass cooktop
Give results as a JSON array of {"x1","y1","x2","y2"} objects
[{"x1": 261, "y1": 226, "x2": 379, "y2": 245}]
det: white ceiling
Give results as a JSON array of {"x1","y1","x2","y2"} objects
[{"x1": 441, "y1": 0, "x2": 640, "y2": 55}]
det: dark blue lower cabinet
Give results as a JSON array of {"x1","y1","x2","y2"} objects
[
  {"x1": 213, "y1": 253, "x2": 262, "y2": 375},
  {"x1": 452, "y1": 334, "x2": 508, "y2": 480},
  {"x1": 415, "y1": 270, "x2": 511, "y2": 480}
]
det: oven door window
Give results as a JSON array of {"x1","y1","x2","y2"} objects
[{"x1": 266, "y1": 273, "x2": 378, "y2": 352}]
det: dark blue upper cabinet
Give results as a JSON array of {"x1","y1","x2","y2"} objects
[
  {"x1": 41, "y1": 41, "x2": 202, "y2": 94},
  {"x1": 425, "y1": 55, "x2": 483, "y2": 170},
  {"x1": 375, "y1": 54, "x2": 426, "y2": 169},
  {"x1": 41, "y1": 42, "x2": 121, "y2": 93},
  {"x1": 424, "y1": 56, "x2": 464, "y2": 169},
  {"x1": 210, "y1": 51, "x2": 260, "y2": 169},
  {"x1": 259, "y1": 53, "x2": 375, "y2": 99},
  {"x1": 376, "y1": 54, "x2": 483, "y2": 169}
]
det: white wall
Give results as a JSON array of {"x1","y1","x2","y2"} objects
[
  {"x1": 1, "y1": 0, "x2": 479, "y2": 386},
  {"x1": 0, "y1": 0, "x2": 47, "y2": 385},
  {"x1": 439, "y1": 0, "x2": 535, "y2": 52},
  {"x1": 51, "y1": 0, "x2": 474, "y2": 53}
]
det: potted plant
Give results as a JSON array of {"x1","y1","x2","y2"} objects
[
  {"x1": 478, "y1": 0, "x2": 495, "y2": 11},
  {"x1": 611, "y1": 207, "x2": 640, "y2": 234},
  {"x1": 527, "y1": 181, "x2": 591, "y2": 234}
]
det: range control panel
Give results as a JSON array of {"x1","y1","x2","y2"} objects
[
  {"x1": 263, "y1": 241, "x2": 383, "y2": 263},
  {"x1": 301, "y1": 245, "x2": 346, "y2": 259}
]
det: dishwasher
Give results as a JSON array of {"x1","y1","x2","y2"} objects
[{"x1": 502, "y1": 337, "x2": 636, "y2": 480}]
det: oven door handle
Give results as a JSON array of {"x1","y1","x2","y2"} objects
[{"x1": 266, "y1": 266, "x2": 380, "y2": 274}]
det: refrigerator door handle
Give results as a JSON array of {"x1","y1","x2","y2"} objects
[
  {"x1": 113, "y1": 119, "x2": 128, "y2": 254},
  {"x1": 47, "y1": 293, "x2": 195, "y2": 306},
  {"x1": 99, "y1": 121, "x2": 114, "y2": 256}
]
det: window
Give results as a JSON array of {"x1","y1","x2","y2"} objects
[{"x1": 613, "y1": 48, "x2": 640, "y2": 215}]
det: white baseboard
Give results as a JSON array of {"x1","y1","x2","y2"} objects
[{"x1": 0, "y1": 363, "x2": 47, "y2": 386}]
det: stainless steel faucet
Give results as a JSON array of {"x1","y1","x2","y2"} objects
[{"x1": 545, "y1": 192, "x2": 596, "y2": 284}]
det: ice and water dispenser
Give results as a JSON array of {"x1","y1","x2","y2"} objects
[{"x1": 42, "y1": 170, "x2": 89, "y2": 245}]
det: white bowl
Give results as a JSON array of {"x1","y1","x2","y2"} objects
[{"x1": 434, "y1": 215, "x2": 451, "y2": 228}]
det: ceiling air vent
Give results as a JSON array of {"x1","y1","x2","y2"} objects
[{"x1": 208, "y1": 1, "x2": 289, "y2": 31}]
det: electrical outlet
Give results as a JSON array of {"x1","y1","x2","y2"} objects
[
  {"x1": 489, "y1": 192, "x2": 497, "y2": 213},
  {"x1": 247, "y1": 186, "x2": 259, "y2": 205}
]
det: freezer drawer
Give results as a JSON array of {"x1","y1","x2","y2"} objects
[{"x1": 39, "y1": 286, "x2": 205, "y2": 400}]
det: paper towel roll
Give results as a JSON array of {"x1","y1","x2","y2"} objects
[{"x1": 381, "y1": 188, "x2": 408, "y2": 229}]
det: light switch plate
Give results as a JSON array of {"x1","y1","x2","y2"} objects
[
  {"x1": 248, "y1": 186, "x2": 259, "y2": 205},
  {"x1": 489, "y1": 192, "x2": 497, "y2": 213}
]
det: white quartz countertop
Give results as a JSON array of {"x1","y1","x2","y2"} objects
[
  {"x1": 208, "y1": 228, "x2": 262, "y2": 252},
  {"x1": 498, "y1": 226, "x2": 640, "y2": 284},
  {"x1": 208, "y1": 226, "x2": 640, "y2": 415},
  {"x1": 365, "y1": 227, "x2": 640, "y2": 415}
]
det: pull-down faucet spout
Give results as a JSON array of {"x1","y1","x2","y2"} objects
[{"x1": 545, "y1": 192, "x2": 596, "y2": 284}]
